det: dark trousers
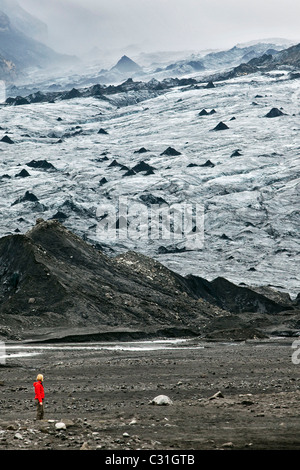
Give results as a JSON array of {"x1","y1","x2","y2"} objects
[{"x1": 35, "y1": 399, "x2": 44, "y2": 420}]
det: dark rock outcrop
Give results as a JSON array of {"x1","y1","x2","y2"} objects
[
  {"x1": 99, "y1": 177, "x2": 108, "y2": 186},
  {"x1": 132, "y1": 161, "x2": 156, "y2": 173},
  {"x1": 1, "y1": 135, "x2": 14, "y2": 144},
  {"x1": 185, "y1": 275, "x2": 294, "y2": 314},
  {"x1": 160, "y1": 147, "x2": 181, "y2": 156},
  {"x1": 199, "y1": 108, "x2": 216, "y2": 116},
  {"x1": 200, "y1": 160, "x2": 215, "y2": 168},
  {"x1": 265, "y1": 107, "x2": 286, "y2": 118},
  {"x1": 15, "y1": 169, "x2": 30, "y2": 178},
  {"x1": 134, "y1": 147, "x2": 149, "y2": 154},
  {"x1": 12, "y1": 191, "x2": 38, "y2": 205},
  {"x1": 231, "y1": 149, "x2": 242, "y2": 157},
  {"x1": 26, "y1": 160, "x2": 57, "y2": 171}
]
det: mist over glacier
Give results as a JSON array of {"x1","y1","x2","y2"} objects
[{"x1": 17, "y1": 0, "x2": 300, "y2": 57}]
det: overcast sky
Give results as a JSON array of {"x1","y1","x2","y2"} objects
[{"x1": 18, "y1": 0, "x2": 300, "y2": 57}]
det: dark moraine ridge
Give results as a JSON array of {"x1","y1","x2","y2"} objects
[{"x1": 0, "y1": 220, "x2": 299, "y2": 343}]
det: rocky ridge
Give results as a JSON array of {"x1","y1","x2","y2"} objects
[{"x1": 4, "y1": 76, "x2": 199, "y2": 107}]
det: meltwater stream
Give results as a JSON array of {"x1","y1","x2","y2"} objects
[{"x1": 0, "y1": 339, "x2": 205, "y2": 361}]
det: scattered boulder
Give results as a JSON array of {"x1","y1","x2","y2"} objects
[
  {"x1": 150, "y1": 395, "x2": 173, "y2": 406},
  {"x1": 55, "y1": 422, "x2": 66, "y2": 430},
  {"x1": 209, "y1": 391, "x2": 224, "y2": 400},
  {"x1": 221, "y1": 442, "x2": 234, "y2": 449},
  {"x1": 80, "y1": 442, "x2": 91, "y2": 450}
]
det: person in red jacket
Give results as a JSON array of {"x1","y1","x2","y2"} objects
[{"x1": 33, "y1": 374, "x2": 45, "y2": 420}]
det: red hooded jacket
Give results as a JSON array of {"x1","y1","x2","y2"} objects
[{"x1": 33, "y1": 380, "x2": 44, "y2": 402}]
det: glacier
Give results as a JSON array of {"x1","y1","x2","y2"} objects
[{"x1": 0, "y1": 69, "x2": 299, "y2": 297}]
